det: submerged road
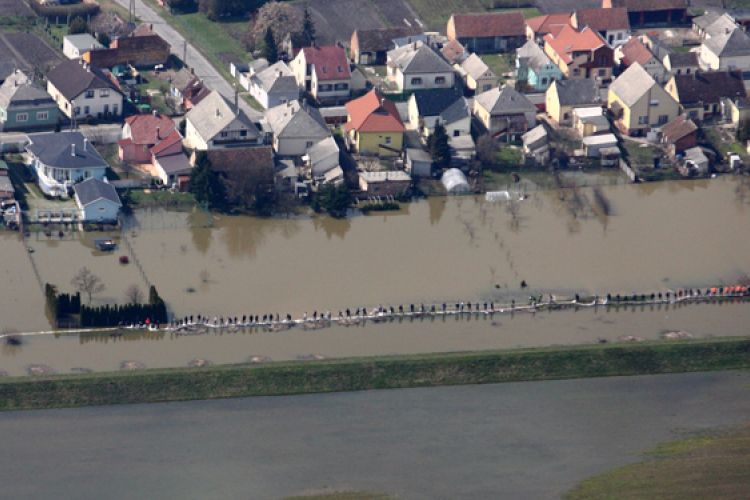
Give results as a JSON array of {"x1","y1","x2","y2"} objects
[
  {"x1": 1, "y1": 371, "x2": 748, "y2": 499},
  {"x1": 112, "y1": 0, "x2": 262, "y2": 121}
]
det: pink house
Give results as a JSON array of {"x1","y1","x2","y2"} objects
[{"x1": 119, "y1": 112, "x2": 179, "y2": 164}]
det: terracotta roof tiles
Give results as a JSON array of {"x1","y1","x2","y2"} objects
[
  {"x1": 345, "y1": 89, "x2": 405, "y2": 133},
  {"x1": 451, "y1": 11, "x2": 525, "y2": 39}
]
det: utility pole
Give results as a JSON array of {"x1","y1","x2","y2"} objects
[
  {"x1": 183, "y1": 40, "x2": 187, "y2": 66},
  {"x1": 129, "y1": 0, "x2": 135, "y2": 24}
]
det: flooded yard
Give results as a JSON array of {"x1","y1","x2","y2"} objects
[{"x1": 1, "y1": 177, "x2": 749, "y2": 374}]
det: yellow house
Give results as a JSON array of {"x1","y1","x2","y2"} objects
[
  {"x1": 607, "y1": 62, "x2": 679, "y2": 136},
  {"x1": 345, "y1": 89, "x2": 405, "y2": 157},
  {"x1": 545, "y1": 79, "x2": 603, "y2": 124}
]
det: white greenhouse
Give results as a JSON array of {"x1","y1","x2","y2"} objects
[{"x1": 442, "y1": 168, "x2": 472, "y2": 194}]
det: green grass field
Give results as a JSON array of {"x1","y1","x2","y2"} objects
[
  {"x1": 1, "y1": 336, "x2": 749, "y2": 411},
  {"x1": 407, "y1": 0, "x2": 539, "y2": 31},
  {"x1": 564, "y1": 426, "x2": 750, "y2": 500}
]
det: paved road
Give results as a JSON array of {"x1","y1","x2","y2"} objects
[{"x1": 112, "y1": 0, "x2": 262, "y2": 121}]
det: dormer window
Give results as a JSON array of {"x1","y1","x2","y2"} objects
[
  {"x1": 338, "y1": 66, "x2": 342, "y2": 72},
  {"x1": 322, "y1": 67, "x2": 327, "y2": 73}
]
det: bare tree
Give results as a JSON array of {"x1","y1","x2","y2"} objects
[
  {"x1": 476, "y1": 134, "x2": 498, "y2": 169},
  {"x1": 220, "y1": 160, "x2": 275, "y2": 211},
  {"x1": 124, "y1": 284, "x2": 144, "y2": 304},
  {"x1": 71, "y1": 267, "x2": 106, "y2": 303},
  {"x1": 246, "y1": 1, "x2": 303, "y2": 49}
]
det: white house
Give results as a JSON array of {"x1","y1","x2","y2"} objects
[
  {"x1": 265, "y1": 100, "x2": 331, "y2": 157},
  {"x1": 73, "y1": 177, "x2": 121, "y2": 222},
  {"x1": 26, "y1": 131, "x2": 109, "y2": 196},
  {"x1": 46, "y1": 59, "x2": 123, "y2": 119},
  {"x1": 305, "y1": 136, "x2": 340, "y2": 180},
  {"x1": 699, "y1": 28, "x2": 750, "y2": 70},
  {"x1": 184, "y1": 91, "x2": 261, "y2": 150},
  {"x1": 248, "y1": 61, "x2": 300, "y2": 110},
  {"x1": 290, "y1": 45, "x2": 351, "y2": 103},
  {"x1": 63, "y1": 34, "x2": 104, "y2": 60},
  {"x1": 387, "y1": 41, "x2": 456, "y2": 92}
]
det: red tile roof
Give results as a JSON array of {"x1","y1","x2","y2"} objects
[
  {"x1": 451, "y1": 12, "x2": 525, "y2": 38},
  {"x1": 619, "y1": 37, "x2": 655, "y2": 66},
  {"x1": 303, "y1": 45, "x2": 351, "y2": 81},
  {"x1": 544, "y1": 25, "x2": 607, "y2": 64},
  {"x1": 124, "y1": 112, "x2": 175, "y2": 146},
  {"x1": 526, "y1": 13, "x2": 573, "y2": 37},
  {"x1": 149, "y1": 129, "x2": 182, "y2": 157},
  {"x1": 345, "y1": 89, "x2": 405, "y2": 133},
  {"x1": 573, "y1": 8, "x2": 629, "y2": 31}
]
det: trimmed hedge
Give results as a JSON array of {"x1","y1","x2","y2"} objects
[
  {"x1": 0, "y1": 338, "x2": 749, "y2": 411},
  {"x1": 30, "y1": 0, "x2": 100, "y2": 19}
]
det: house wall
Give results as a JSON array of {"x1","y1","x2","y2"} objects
[
  {"x1": 700, "y1": 46, "x2": 750, "y2": 70},
  {"x1": 359, "y1": 177, "x2": 410, "y2": 196},
  {"x1": 608, "y1": 84, "x2": 679, "y2": 134},
  {"x1": 527, "y1": 64, "x2": 561, "y2": 91},
  {"x1": 48, "y1": 82, "x2": 123, "y2": 119},
  {"x1": 85, "y1": 36, "x2": 170, "y2": 68},
  {"x1": 275, "y1": 134, "x2": 330, "y2": 157},
  {"x1": 311, "y1": 71, "x2": 350, "y2": 102},
  {"x1": 32, "y1": 156, "x2": 108, "y2": 196},
  {"x1": 664, "y1": 79, "x2": 708, "y2": 121},
  {"x1": 730, "y1": 102, "x2": 750, "y2": 125},
  {"x1": 0, "y1": 103, "x2": 58, "y2": 131},
  {"x1": 445, "y1": 116, "x2": 471, "y2": 138},
  {"x1": 395, "y1": 69, "x2": 455, "y2": 92},
  {"x1": 185, "y1": 118, "x2": 209, "y2": 150},
  {"x1": 78, "y1": 197, "x2": 120, "y2": 222},
  {"x1": 467, "y1": 73, "x2": 500, "y2": 94},
  {"x1": 356, "y1": 131, "x2": 403, "y2": 156},
  {"x1": 456, "y1": 35, "x2": 525, "y2": 54}
]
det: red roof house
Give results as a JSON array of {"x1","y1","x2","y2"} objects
[
  {"x1": 119, "y1": 111, "x2": 178, "y2": 164},
  {"x1": 292, "y1": 45, "x2": 352, "y2": 103},
  {"x1": 447, "y1": 12, "x2": 526, "y2": 53},
  {"x1": 345, "y1": 89, "x2": 405, "y2": 156}
]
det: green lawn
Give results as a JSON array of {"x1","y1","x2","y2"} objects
[
  {"x1": 564, "y1": 426, "x2": 750, "y2": 500},
  {"x1": 483, "y1": 53, "x2": 515, "y2": 79}
]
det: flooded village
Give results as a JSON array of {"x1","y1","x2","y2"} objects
[{"x1": 0, "y1": 0, "x2": 750, "y2": 377}]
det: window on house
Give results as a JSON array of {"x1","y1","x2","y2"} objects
[
  {"x1": 319, "y1": 84, "x2": 333, "y2": 92},
  {"x1": 435, "y1": 76, "x2": 446, "y2": 84},
  {"x1": 84, "y1": 171, "x2": 91, "y2": 178},
  {"x1": 598, "y1": 56, "x2": 608, "y2": 65},
  {"x1": 483, "y1": 84, "x2": 492, "y2": 91},
  {"x1": 411, "y1": 77, "x2": 423, "y2": 85},
  {"x1": 638, "y1": 116, "x2": 648, "y2": 125},
  {"x1": 541, "y1": 78, "x2": 547, "y2": 85},
  {"x1": 84, "y1": 106, "x2": 90, "y2": 115},
  {"x1": 36, "y1": 111, "x2": 48, "y2": 121},
  {"x1": 334, "y1": 83, "x2": 349, "y2": 90},
  {"x1": 385, "y1": 136, "x2": 392, "y2": 145},
  {"x1": 16, "y1": 113, "x2": 28, "y2": 122},
  {"x1": 74, "y1": 107, "x2": 80, "y2": 115},
  {"x1": 686, "y1": 68, "x2": 691, "y2": 74},
  {"x1": 85, "y1": 91, "x2": 94, "y2": 99},
  {"x1": 100, "y1": 90, "x2": 110, "y2": 98},
  {"x1": 658, "y1": 115, "x2": 668, "y2": 124},
  {"x1": 113, "y1": 105, "x2": 118, "y2": 115},
  {"x1": 598, "y1": 69, "x2": 606, "y2": 76},
  {"x1": 650, "y1": 99, "x2": 659, "y2": 107},
  {"x1": 688, "y1": 110, "x2": 698, "y2": 118},
  {"x1": 454, "y1": 130, "x2": 460, "y2": 137},
  {"x1": 572, "y1": 69, "x2": 580, "y2": 76},
  {"x1": 321, "y1": 67, "x2": 327, "y2": 73},
  {"x1": 617, "y1": 33, "x2": 623, "y2": 40},
  {"x1": 220, "y1": 131, "x2": 228, "y2": 137},
  {"x1": 240, "y1": 130, "x2": 247, "y2": 137},
  {"x1": 306, "y1": 141, "x2": 313, "y2": 148},
  {"x1": 99, "y1": 207, "x2": 107, "y2": 212}
]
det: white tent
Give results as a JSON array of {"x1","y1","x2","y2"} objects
[{"x1": 442, "y1": 168, "x2": 471, "y2": 194}]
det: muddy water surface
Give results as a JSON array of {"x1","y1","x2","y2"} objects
[{"x1": 1, "y1": 177, "x2": 749, "y2": 375}]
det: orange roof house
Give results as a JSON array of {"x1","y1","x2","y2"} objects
[
  {"x1": 543, "y1": 25, "x2": 614, "y2": 82},
  {"x1": 345, "y1": 89, "x2": 405, "y2": 156},
  {"x1": 525, "y1": 13, "x2": 572, "y2": 43}
]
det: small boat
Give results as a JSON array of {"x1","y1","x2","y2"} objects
[
  {"x1": 27, "y1": 247, "x2": 34, "y2": 253},
  {"x1": 94, "y1": 238, "x2": 116, "y2": 251},
  {"x1": 119, "y1": 255, "x2": 130, "y2": 264}
]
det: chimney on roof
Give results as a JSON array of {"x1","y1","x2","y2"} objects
[
  {"x1": 153, "y1": 109, "x2": 158, "y2": 116},
  {"x1": 215, "y1": 108, "x2": 220, "y2": 117},
  {"x1": 71, "y1": 144, "x2": 75, "y2": 157},
  {"x1": 84, "y1": 138, "x2": 88, "y2": 151},
  {"x1": 156, "y1": 126, "x2": 160, "y2": 140},
  {"x1": 381, "y1": 97, "x2": 385, "y2": 108}
]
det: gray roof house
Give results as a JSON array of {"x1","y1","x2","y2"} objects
[
  {"x1": 265, "y1": 100, "x2": 331, "y2": 157},
  {"x1": 473, "y1": 85, "x2": 537, "y2": 138},
  {"x1": 26, "y1": 131, "x2": 109, "y2": 196},
  {"x1": 305, "y1": 135, "x2": 340, "y2": 179},
  {"x1": 545, "y1": 79, "x2": 603, "y2": 123},
  {"x1": 63, "y1": 34, "x2": 105, "y2": 60},
  {"x1": 73, "y1": 177, "x2": 122, "y2": 222},
  {"x1": 184, "y1": 91, "x2": 261, "y2": 150},
  {"x1": 408, "y1": 89, "x2": 463, "y2": 136},
  {"x1": 700, "y1": 28, "x2": 750, "y2": 70},
  {"x1": 387, "y1": 41, "x2": 456, "y2": 92},
  {"x1": 458, "y1": 53, "x2": 499, "y2": 95},
  {"x1": 0, "y1": 70, "x2": 58, "y2": 132},
  {"x1": 45, "y1": 59, "x2": 124, "y2": 119},
  {"x1": 248, "y1": 61, "x2": 300, "y2": 110}
]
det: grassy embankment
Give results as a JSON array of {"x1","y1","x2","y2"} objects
[
  {"x1": 564, "y1": 425, "x2": 750, "y2": 500},
  {"x1": 1, "y1": 337, "x2": 749, "y2": 411}
]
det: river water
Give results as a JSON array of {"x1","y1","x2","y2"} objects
[{"x1": 1, "y1": 177, "x2": 749, "y2": 375}]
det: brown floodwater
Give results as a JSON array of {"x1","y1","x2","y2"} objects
[{"x1": 1, "y1": 177, "x2": 749, "y2": 375}]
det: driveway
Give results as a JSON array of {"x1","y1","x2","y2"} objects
[{"x1": 111, "y1": 0, "x2": 262, "y2": 121}]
